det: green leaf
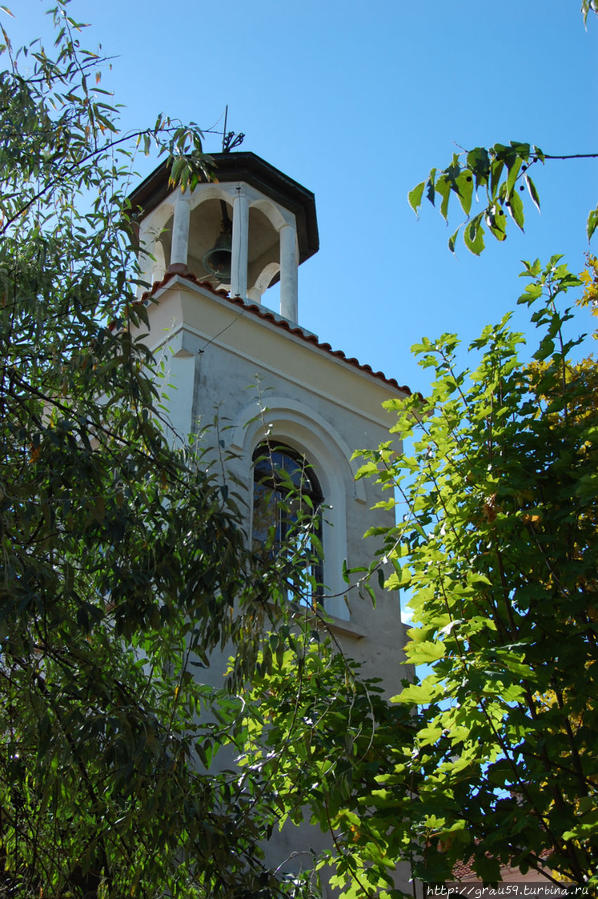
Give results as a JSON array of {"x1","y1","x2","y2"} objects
[
  {"x1": 426, "y1": 168, "x2": 437, "y2": 205},
  {"x1": 393, "y1": 676, "x2": 443, "y2": 705},
  {"x1": 525, "y1": 174, "x2": 541, "y2": 211},
  {"x1": 466, "y1": 147, "x2": 490, "y2": 188},
  {"x1": 464, "y1": 216, "x2": 485, "y2": 255},
  {"x1": 507, "y1": 189, "x2": 525, "y2": 230},
  {"x1": 505, "y1": 157, "x2": 522, "y2": 199},
  {"x1": 587, "y1": 205, "x2": 598, "y2": 241},
  {"x1": 533, "y1": 336, "x2": 555, "y2": 360},
  {"x1": 408, "y1": 181, "x2": 425, "y2": 215},
  {"x1": 487, "y1": 202, "x2": 507, "y2": 241},
  {"x1": 489, "y1": 156, "x2": 505, "y2": 197},
  {"x1": 473, "y1": 854, "x2": 501, "y2": 882},
  {"x1": 435, "y1": 176, "x2": 451, "y2": 221},
  {"x1": 456, "y1": 171, "x2": 473, "y2": 215},
  {"x1": 406, "y1": 640, "x2": 445, "y2": 663}
]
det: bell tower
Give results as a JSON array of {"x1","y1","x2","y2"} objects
[
  {"x1": 132, "y1": 152, "x2": 318, "y2": 323},
  {"x1": 129, "y1": 147, "x2": 410, "y2": 631},
  {"x1": 129, "y1": 149, "x2": 413, "y2": 892}
]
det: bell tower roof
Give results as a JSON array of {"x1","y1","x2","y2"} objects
[{"x1": 129, "y1": 151, "x2": 319, "y2": 266}]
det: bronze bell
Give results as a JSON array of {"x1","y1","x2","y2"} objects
[{"x1": 202, "y1": 201, "x2": 232, "y2": 282}]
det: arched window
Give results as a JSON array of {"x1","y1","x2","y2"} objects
[{"x1": 252, "y1": 443, "x2": 323, "y2": 606}]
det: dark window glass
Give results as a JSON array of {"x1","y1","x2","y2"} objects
[{"x1": 252, "y1": 444, "x2": 323, "y2": 606}]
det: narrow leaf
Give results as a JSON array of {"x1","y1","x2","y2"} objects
[
  {"x1": 525, "y1": 174, "x2": 541, "y2": 212},
  {"x1": 587, "y1": 206, "x2": 598, "y2": 242},
  {"x1": 426, "y1": 168, "x2": 437, "y2": 206},
  {"x1": 505, "y1": 157, "x2": 522, "y2": 198},
  {"x1": 489, "y1": 158, "x2": 505, "y2": 198},
  {"x1": 435, "y1": 176, "x2": 450, "y2": 221}
]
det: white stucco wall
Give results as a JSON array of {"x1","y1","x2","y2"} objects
[{"x1": 144, "y1": 276, "x2": 411, "y2": 683}]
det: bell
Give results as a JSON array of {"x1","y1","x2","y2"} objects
[{"x1": 202, "y1": 202, "x2": 232, "y2": 282}]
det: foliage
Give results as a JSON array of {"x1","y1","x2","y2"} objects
[
  {"x1": 243, "y1": 637, "x2": 415, "y2": 899},
  {"x1": 0, "y1": 4, "x2": 319, "y2": 896},
  {"x1": 344, "y1": 258, "x2": 598, "y2": 888},
  {"x1": 4, "y1": 2, "x2": 598, "y2": 896},
  {"x1": 243, "y1": 261, "x2": 598, "y2": 896},
  {"x1": 409, "y1": 142, "x2": 598, "y2": 255},
  {"x1": 579, "y1": 254, "x2": 598, "y2": 317},
  {"x1": 408, "y1": 6, "x2": 597, "y2": 257},
  {"x1": 582, "y1": 0, "x2": 598, "y2": 25}
]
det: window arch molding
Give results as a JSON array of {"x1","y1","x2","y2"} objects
[{"x1": 230, "y1": 397, "x2": 364, "y2": 620}]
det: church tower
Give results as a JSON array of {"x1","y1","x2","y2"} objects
[
  {"x1": 129, "y1": 154, "x2": 415, "y2": 891},
  {"x1": 129, "y1": 149, "x2": 411, "y2": 688}
]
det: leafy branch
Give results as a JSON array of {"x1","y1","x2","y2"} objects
[{"x1": 409, "y1": 142, "x2": 598, "y2": 254}]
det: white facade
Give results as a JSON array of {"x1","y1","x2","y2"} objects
[{"x1": 145, "y1": 276, "x2": 408, "y2": 654}]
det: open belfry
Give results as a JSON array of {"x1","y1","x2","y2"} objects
[{"x1": 129, "y1": 151, "x2": 413, "y2": 891}]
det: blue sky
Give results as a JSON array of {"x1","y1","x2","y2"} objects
[{"x1": 6, "y1": 0, "x2": 597, "y2": 393}]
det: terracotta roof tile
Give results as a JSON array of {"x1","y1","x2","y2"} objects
[{"x1": 141, "y1": 270, "x2": 412, "y2": 395}]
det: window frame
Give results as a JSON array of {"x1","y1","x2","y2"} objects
[{"x1": 252, "y1": 442, "x2": 324, "y2": 606}]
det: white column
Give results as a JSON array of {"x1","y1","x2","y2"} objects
[
  {"x1": 136, "y1": 223, "x2": 154, "y2": 297},
  {"x1": 231, "y1": 186, "x2": 249, "y2": 298},
  {"x1": 279, "y1": 223, "x2": 298, "y2": 322},
  {"x1": 169, "y1": 189, "x2": 191, "y2": 272}
]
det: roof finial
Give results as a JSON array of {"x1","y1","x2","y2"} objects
[{"x1": 221, "y1": 105, "x2": 245, "y2": 153}]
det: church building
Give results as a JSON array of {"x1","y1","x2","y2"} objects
[{"x1": 128, "y1": 150, "x2": 413, "y2": 889}]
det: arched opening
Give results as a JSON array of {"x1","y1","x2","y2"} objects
[
  {"x1": 187, "y1": 197, "x2": 234, "y2": 284},
  {"x1": 252, "y1": 443, "x2": 323, "y2": 607},
  {"x1": 247, "y1": 206, "x2": 280, "y2": 291}
]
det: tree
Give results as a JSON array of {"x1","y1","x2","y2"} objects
[
  {"x1": 242, "y1": 260, "x2": 598, "y2": 893},
  {"x1": 357, "y1": 258, "x2": 598, "y2": 884},
  {"x1": 0, "y1": 5, "x2": 319, "y2": 896}
]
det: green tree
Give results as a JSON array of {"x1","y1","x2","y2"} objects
[
  {"x1": 244, "y1": 261, "x2": 598, "y2": 893},
  {"x1": 354, "y1": 258, "x2": 598, "y2": 886},
  {"x1": 0, "y1": 4, "x2": 316, "y2": 896}
]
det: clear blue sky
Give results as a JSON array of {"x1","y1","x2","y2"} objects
[{"x1": 6, "y1": 0, "x2": 598, "y2": 393}]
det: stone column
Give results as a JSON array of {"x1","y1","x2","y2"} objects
[
  {"x1": 168, "y1": 189, "x2": 191, "y2": 273},
  {"x1": 279, "y1": 222, "x2": 298, "y2": 322},
  {"x1": 231, "y1": 185, "x2": 249, "y2": 298}
]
